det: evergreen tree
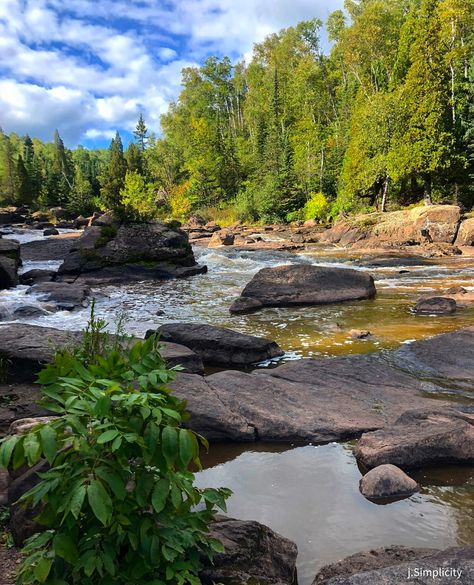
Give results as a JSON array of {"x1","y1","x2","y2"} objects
[
  {"x1": 126, "y1": 142, "x2": 143, "y2": 175},
  {"x1": 133, "y1": 114, "x2": 148, "y2": 152},
  {"x1": 101, "y1": 131, "x2": 127, "y2": 211},
  {"x1": 16, "y1": 154, "x2": 33, "y2": 205}
]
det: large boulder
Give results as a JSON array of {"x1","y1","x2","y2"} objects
[
  {"x1": 57, "y1": 222, "x2": 205, "y2": 282},
  {"x1": 200, "y1": 517, "x2": 298, "y2": 585},
  {"x1": 168, "y1": 328, "x2": 474, "y2": 442},
  {"x1": 0, "y1": 238, "x2": 21, "y2": 263},
  {"x1": 229, "y1": 265, "x2": 376, "y2": 314},
  {"x1": 413, "y1": 296, "x2": 457, "y2": 315},
  {"x1": 0, "y1": 324, "x2": 204, "y2": 383},
  {"x1": 359, "y1": 464, "x2": 419, "y2": 500},
  {"x1": 21, "y1": 234, "x2": 79, "y2": 261},
  {"x1": 147, "y1": 323, "x2": 284, "y2": 366},
  {"x1": 354, "y1": 409, "x2": 474, "y2": 469},
  {"x1": 315, "y1": 546, "x2": 474, "y2": 584},
  {"x1": 0, "y1": 256, "x2": 18, "y2": 289}
]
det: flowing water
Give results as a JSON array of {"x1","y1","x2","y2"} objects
[{"x1": 1, "y1": 229, "x2": 474, "y2": 582}]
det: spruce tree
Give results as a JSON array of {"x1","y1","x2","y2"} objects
[
  {"x1": 101, "y1": 131, "x2": 127, "y2": 211},
  {"x1": 133, "y1": 114, "x2": 148, "y2": 152}
]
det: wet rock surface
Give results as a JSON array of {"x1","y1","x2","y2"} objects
[
  {"x1": 148, "y1": 322, "x2": 284, "y2": 366},
  {"x1": 230, "y1": 264, "x2": 376, "y2": 314},
  {"x1": 354, "y1": 409, "x2": 474, "y2": 469},
  {"x1": 27, "y1": 281, "x2": 91, "y2": 310},
  {"x1": 200, "y1": 516, "x2": 298, "y2": 585}
]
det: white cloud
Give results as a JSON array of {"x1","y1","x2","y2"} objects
[{"x1": 0, "y1": 0, "x2": 343, "y2": 145}]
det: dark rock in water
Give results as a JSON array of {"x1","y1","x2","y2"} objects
[
  {"x1": 0, "y1": 238, "x2": 21, "y2": 263},
  {"x1": 27, "y1": 281, "x2": 91, "y2": 310},
  {"x1": 43, "y1": 228, "x2": 59, "y2": 236},
  {"x1": 19, "y1": 269, "x2": 56, "y2": 285},
  {"x1": 74, "y1": 214, "x2": 89, "y2": 228},
  {"x1": 0, "y1": 324, "x2": 204, "y2": 383},
  {"x1": 316, "y1": 546, "x2": 474, "y2": 584},
  {"x1": 21, "y1": 236, "x2": 78, "y2": 261},
  {"x1": 312, "y1": 546, "x2": 439, "y2": 584},
  {"x1": 13, "y1": 305, "x2": 49, "y2": 318},
  {"x1": 168, "y1": 327, "x2": 474, "y2": 442},
  {"x1": 228, "y1": 296, "x2": 263, "y2": 315},
  {"x1": 413, "y1": 296, "x2": 457, "y2": 315},
  {"x1": 57, "y1": 222, "x2": 205, "y2": 282},
  {"x1": 354, "y1": 409, "x2": 474, "y2": 469},
  {"x1": 359, "y1": 464, "x2": 419, "y2": 500},
  {"x1": 0, "y1": 209, "x2": 26, "y2": 225},
  {"x1": 230, "y1": 265, "x2": 376, "y2": 314},
  {"x1": 0, "y1": 256, "x2": 18, "y2": 289},
  {"x1": 356, "y1": 254, "x2": 433, "y2": 268},
  {"x1": 200, "y1": 517, "x2": 298, "y2": 585},
  {"x1": 147, "y1": 323, "x2": 284, "y2": 366}
]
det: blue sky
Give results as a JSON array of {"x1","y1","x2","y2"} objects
[{"x1": 0, "y1": 0, "x2": 343, "y2": 148}]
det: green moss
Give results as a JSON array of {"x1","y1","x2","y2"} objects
[{"x1": 94, "y1": 224, "x2": 118, "y2": 249}]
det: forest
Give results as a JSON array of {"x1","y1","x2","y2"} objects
[{"x1": 1, "y1": 0, "x2": 473, "y2": 224}]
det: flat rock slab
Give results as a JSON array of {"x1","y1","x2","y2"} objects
[
  {"x1": 0, "y1": 324, "x2": 204, "y2": 382},
  {"x1": 147, "y1": 322, "x2": 284, "y2": 366},
  {"x1": 354, "y1": 409, "x2": 474, "y2": 469},
  {"x1": 230, "y1": 264, "x2": 376, "y2": 314},
  {"x1": 20, "y1": 234, "x2": 79, "y2": 261},
  {"x1": 169, "y1": 328, "x2": 474, "y2": 442},
  {"x1": 200, "y1": 517, "x2": 298, "y2": 585},
  {"x1": 319, "y1": 546, "x2": 474, "y2": 584}
]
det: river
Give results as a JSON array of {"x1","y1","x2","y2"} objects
[{"x1": 1, "y1": 228, "x2": 474, "y2": 583}]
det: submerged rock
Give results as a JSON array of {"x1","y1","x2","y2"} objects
[
  {"x1": 413, "y1": 296, "x2": 457, "y2": 315},
  {"x1": 147, "y1": 323, "x2": 284, "y2": 366},
  {"x1": 359, "y1": 464, "x2": 419, "y2": 500},
  {"x1": 230, "y1": 264, "x2": 376, "y2": 314},
  {"x1": 354, "y1": 409, "x2": 474, "y2": 469},
  {"x1": 57, "y1": 221, "x2": 205, "y2": 282},
  {"x1": 200, "y1": 517, "x2": 298, "y2": 585}
]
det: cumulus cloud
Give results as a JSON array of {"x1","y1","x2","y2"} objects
[{"x1": 0, "y1": 0, "x2": 342, "y2": 146}]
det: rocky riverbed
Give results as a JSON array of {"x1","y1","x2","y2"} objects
[{"x1": 0, "y1": 207, "x2": 473, "y2": 584}]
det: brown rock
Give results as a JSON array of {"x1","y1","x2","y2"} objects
[
  {"x1": 413, "y1": 296, "x2": 457, "y2": 315},
  {"x1": 455, "y1": 217, "x2": 474, "y2": 246},
  {"x1": 354, "y1": 409, "x2": 474, "y2": 469},
  {"x1": 359, "y1": 464, "x2": 419, "y2": 499},
  {"x1": 208, "y1": 229, "x2": 235, "y2": 247}
]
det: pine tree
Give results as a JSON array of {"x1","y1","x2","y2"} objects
[
  {"x1": 125, "y1": 142, "x2": 143, "y2": 175},
  {"x1": 101, "y1": 131, "x2": 127, "y2": 211},
  {"x1": 133, "y1": 114, "x2": 148, "y2": 152},
  {"x1": 16, "y1": 154, "x2": 33, "y2": 205}
]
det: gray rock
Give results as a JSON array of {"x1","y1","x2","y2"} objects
[
  {"x1": 228, "y1": 296, "x2": 263, "y2": 315},
  {"x1": 313, "y1": 545, "x2": 437, "y2": 584},
  {"x1": 0, "y1": 238, "x2": 21, "y2": 262},
  {"x1": 13, "y1": 305, "x2": 49, "y2": 318},
  {"x1": 0, "y1": 384, "x2": 47, "y2": 436},
  {"x1": 0, "y1": 323, "x2": 204, "y2": 383},
  {"x1": 320, "y1": 546, "x2": 474, "y2": 584},
  {"x1": 21, "y1": 236, "x2": 78, "y2": 261},
  {"x1": 230, "y1": 265, "x2": 376, "y2": 314},
  {"x1": 19, "y1": 269, "x2": 56, "y2": 285},
  {"x1": 359, "y1": 464, "x2": 419, "y2": 500},
  {"x1": 200, "y1": 516, "x2": 298, "y2": 585},
  {"x1": 354, "y1": 409, "x2": 474, "y2": 469},
  {"x1": 147, "y1": 323, "x2": 284, "y2": 366},
  {"x1": 413, "y1": 296, "x2": 457, "y2": 315},
  {"x1": 27, "y1": 281, "x2": 91, "y2": 310}
]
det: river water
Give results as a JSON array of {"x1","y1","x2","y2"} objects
[{"x1": 1, "y1": 229, "x2": 474, "y2": 583}]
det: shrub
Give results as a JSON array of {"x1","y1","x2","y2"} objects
[
  {"x1": 0, "y1": 315, "x2": 230, "y2": 585},
  {"x1": 302, "y1": 192, "x2": 331, "y2": 221}
]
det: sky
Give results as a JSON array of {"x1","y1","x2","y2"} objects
[{"x1": 0, "y1": 0, "x2": 343, "y2": 149}]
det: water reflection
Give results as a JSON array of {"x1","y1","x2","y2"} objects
[{"x1": 196, "y1": 443, "x2": 474, "y2": 585}]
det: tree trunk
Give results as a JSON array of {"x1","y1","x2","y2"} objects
[
  {"x1": 381, "y1": 176, "x2": 389, "y2": 212},
  {"x1": 423, "y1": 175, "x2": 432, "y2": 205}
]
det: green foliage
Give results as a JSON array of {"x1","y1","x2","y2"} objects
[
  {"x1": 0, "y1": 313, "x2": 230, "y2": 585},
  {"x1": 119, "y1": 170, "x2": 157, "y2": 222},
  {"x1": 302, "y1": 192, "x2": 331, "y2": 221}
]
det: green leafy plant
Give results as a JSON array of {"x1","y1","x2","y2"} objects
[{"x1": 0, "y1": 321, "x2": 230, "y2": 585}]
